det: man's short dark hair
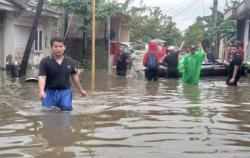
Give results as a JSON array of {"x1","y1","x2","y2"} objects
[{"x1": 50, "y1": 36, "x2": 65, "y2": 46}]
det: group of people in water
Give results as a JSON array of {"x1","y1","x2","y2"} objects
[
  {"x1": 116, "y1": 40, "x2": 243, "y2": 86},
  {"x1": 37, "y1": 36, "x2": 243, "y2": 112}
]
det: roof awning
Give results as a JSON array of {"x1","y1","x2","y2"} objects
[
  {"x1": 0, "y1": 0, "x2": 18, "y2": 11},
  {"x1": 225, "y1": 0, "x2": 250, "y2": 20}
]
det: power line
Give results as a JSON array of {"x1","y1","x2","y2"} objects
[
  {"x1": 180, "y1": 0, "x2": 205, "y2": 19},
  {"x1": 171, "y1": 0, "x2": 197, "y2": 18},
  {"x1": 175, "y1": 1, "x2": 201, "y2": 22},
  {"x1": 164, "y1": 0, "x2": 194, "y2": 15},
  {"x1": 171, "y1": 0, "x2": 198, "y2": 18},
  {"x1": 174, "y1": 2, "x2": 198, "y2": 20}
]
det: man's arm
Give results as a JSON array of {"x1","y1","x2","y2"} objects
[
  {"x1": 38, "y1": 76, "x2": 46, "y2": 99},
  {"x1": 71, "y1": 74, "x2": 87, "y2": 97},
  {"x1": 143, "y1": 53, "x2": 147, "y2": 67},
  {"x1": 223, "y1": 60, "x2": 230, "y2": 66},
  {"x1": 179, "y1": 41, "x2": 185, "y2": 51},
  {"x1": 229, "y1": 65, "x2": 240, "y2": 83}
]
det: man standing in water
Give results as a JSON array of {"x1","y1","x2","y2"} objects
[
  {"x1": 178, "y1": 43, "x2": 205, "y2": 84},
  {"x1": 161, "y1": 46, "x2": 179, "y2": 78},
  {"x1": 116, "y1": 44, "x2": 129, "y2": 76},
  {"x1": 224, "y1": 46, "x2": 242, "y2": 86},
  {"x1": 143, "y1": 42, "x2": 160, "y2": 81},
  {"x1": 38, "y1": 37, "x2": 87, "y2": 111}
]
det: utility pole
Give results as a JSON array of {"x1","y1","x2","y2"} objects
[
  {"x1": 212, "y1": 0, "x2": 218, "y2": 56},
  {"x1": 91, "y1": 0, "x2": 96, "y2": 90},
  {"x1": 225, "y1": 0, "x2": 229, "y2": 8}
]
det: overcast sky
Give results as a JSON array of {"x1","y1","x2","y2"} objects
[{"x1": 117, "y1": 0, "x2": 228, "y2": 32}]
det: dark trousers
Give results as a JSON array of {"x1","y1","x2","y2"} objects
[
  {"x1": 226, "y1": 77, "x2": 239, "y2": 86},
  {"x1": 167, "y1": 69, "x2": 179, "y2": 78},
  {"x1": 146, "y1": 68, "x2": 158, "y2": 81},
  {"x1": 117, "y1": 70, "x2": 127, "y2": 76}
]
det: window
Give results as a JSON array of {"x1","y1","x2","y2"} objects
[{"x1": 34, "y1": 29, "x2": 43, "y2": 52}]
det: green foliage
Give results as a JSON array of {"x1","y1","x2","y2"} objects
[
  {"x1": 184, "y1": 11, "x2": 236, "y2": 47},
  {"x1": 184, "y1": 20, "x2": 205, "y2": 45},
  {"x1": 128, "y1": 6, "x2": 182, "y2": 45},
  {"x1": 50, "y1": 0, "x2": 121, "y2": 30}
]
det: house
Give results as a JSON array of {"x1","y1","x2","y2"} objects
[
  {"x1": 224, "y1": 0, "x2": 250, "y2": 61},
  {"x1": 110, "y1": 13, "x2": 130, "y2": 43},
  {"x1": 0, "y1": 0, "x2": 61, "y2": 69},
  {"x1": 65, "y1": 12, "x2": 130, "y2": 68}
]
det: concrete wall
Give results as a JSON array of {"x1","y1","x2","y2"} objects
[
  {"x1": 110, "y1": 17, "x2": 120, "y2": 41},
  {"x1": 67, "y1": 15, "x2": 106, "y2": 40},
  {"x1": 236, "y1": 18, "x2": 245, "y2": 41},
  {"x1": 67, "y1": 15, "x2": 83, "y2": 38},
  {"x1": 3, "y1": 12, "x2": 15, "y2": 67},
  {"x1": 62, "y1": 14, "x2": 130, "y2": 68},
  {"x1": 120, "y1": 25, "x2": 130, "y2": 42},
  {"x1": 0, "y1": 11, "x2": 4, "y2": 68},
  {"x1": 65, "y1": 38, "x2": 108, "y2": 69},
  {"x1": 110, "y1": 17, "x2": 129, "y2": 42},
  {"x1": 0, "y1": 29, "x2": 3, "y2": 67}
]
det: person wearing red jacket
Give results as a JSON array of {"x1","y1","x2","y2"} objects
[
  {"x1": 143, "y1": 42, "x2": 160, "y2": 81},
  {"x1": 157, "y1": 43, "x2": 167, "y2": 60}
]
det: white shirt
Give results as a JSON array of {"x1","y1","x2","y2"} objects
[{"x1": 131, "y1": 50, "x2": 145, "y2": 71}]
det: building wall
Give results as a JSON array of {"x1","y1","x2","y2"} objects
[
  {"x1": 66, "y1": 18, "x2": 108, "y2": 68},
  {"x1": 3, "y1": 12, "x2": 15, "y2": 67},
  {"x1": 67, "y1": 15, "x2": 83, "y2": 38},
  {"x1": 67, "y1": 15, "x2": 106, "y2": 40},
  {"x1": 0, "y1": 11, "x2": 4, "y2": 68},
  {"x1": 110, "y1": 17, "x2": 129, "y2": 42},
  {"x1": 110, "y1": 17, "x2": 120, "y2": 41},
  {"x1": 237, "y1": 18, "x2": 245, "y2": 41},
  {"x1": 64, "y1": 14, "x2": 129, "y2": 68},
  {"x1": 94, "y1": 21, "x2": 105, "y2": 39},
  {"x1": 120, "y1": 25, "x2": 130, "y2": 42},
  {"x1": 0, "y1": 29, "x2": 3, "y2": 67},
  {"x1": 0, "y1": 11, "x2": 60, "y2": 68}
]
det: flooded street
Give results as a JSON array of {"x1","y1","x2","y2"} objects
[{"x1": 0, "y1": 70, "x2": 250, "y2": 158}]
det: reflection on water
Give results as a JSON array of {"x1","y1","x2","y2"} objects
[
  {"x1": 37, "y1": 113, "x2": 75, "y2": 158},
  {"x1": 0, "y1": 70, "x2": 250, "y2": 158},
  {"x1": 182, "y1": 84, "x2": 201, "y2": 104}
]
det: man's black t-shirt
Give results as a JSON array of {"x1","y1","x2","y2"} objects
[
  {"x1": 228, "y1": 54, "x2": 242, "y2": 81},
  {"x1": 39, "y1": 55, "x2": 77, "y2": 89},
  {"x1": 163, "y1": 52, "x2": 179, "y2": 71}
]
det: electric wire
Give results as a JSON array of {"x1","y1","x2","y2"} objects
[
  {"x1": 171, "y1": 0, "x2": 198, "y2": 18},
  {"x1": 174, "y1": 0, "x2": 201, "y2": 21},
  {"x1": 164, "y1": 0, "x2": 194, "y2": 15}
]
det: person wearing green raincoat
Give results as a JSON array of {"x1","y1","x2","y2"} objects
[{"x1": 178, "y1": 43, "x2": 205, "y2": 84}]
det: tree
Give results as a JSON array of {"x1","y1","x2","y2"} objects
[
  {"x1": 128, "y1": 6, "x2": 182, "y2": 45},
  {"x1": 19, "y1": 0, "x2": 44, "y2": 77},
  {"x1": 183, "y1": 11, "x2": 236, "y2": 49},
  {"x1": 183, "y1": 20, "x2": 205, "y2": 46}
]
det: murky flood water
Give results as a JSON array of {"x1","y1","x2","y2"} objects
[{"x1": 0, "y1": 70, "x2": 250, "y2": 158}]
